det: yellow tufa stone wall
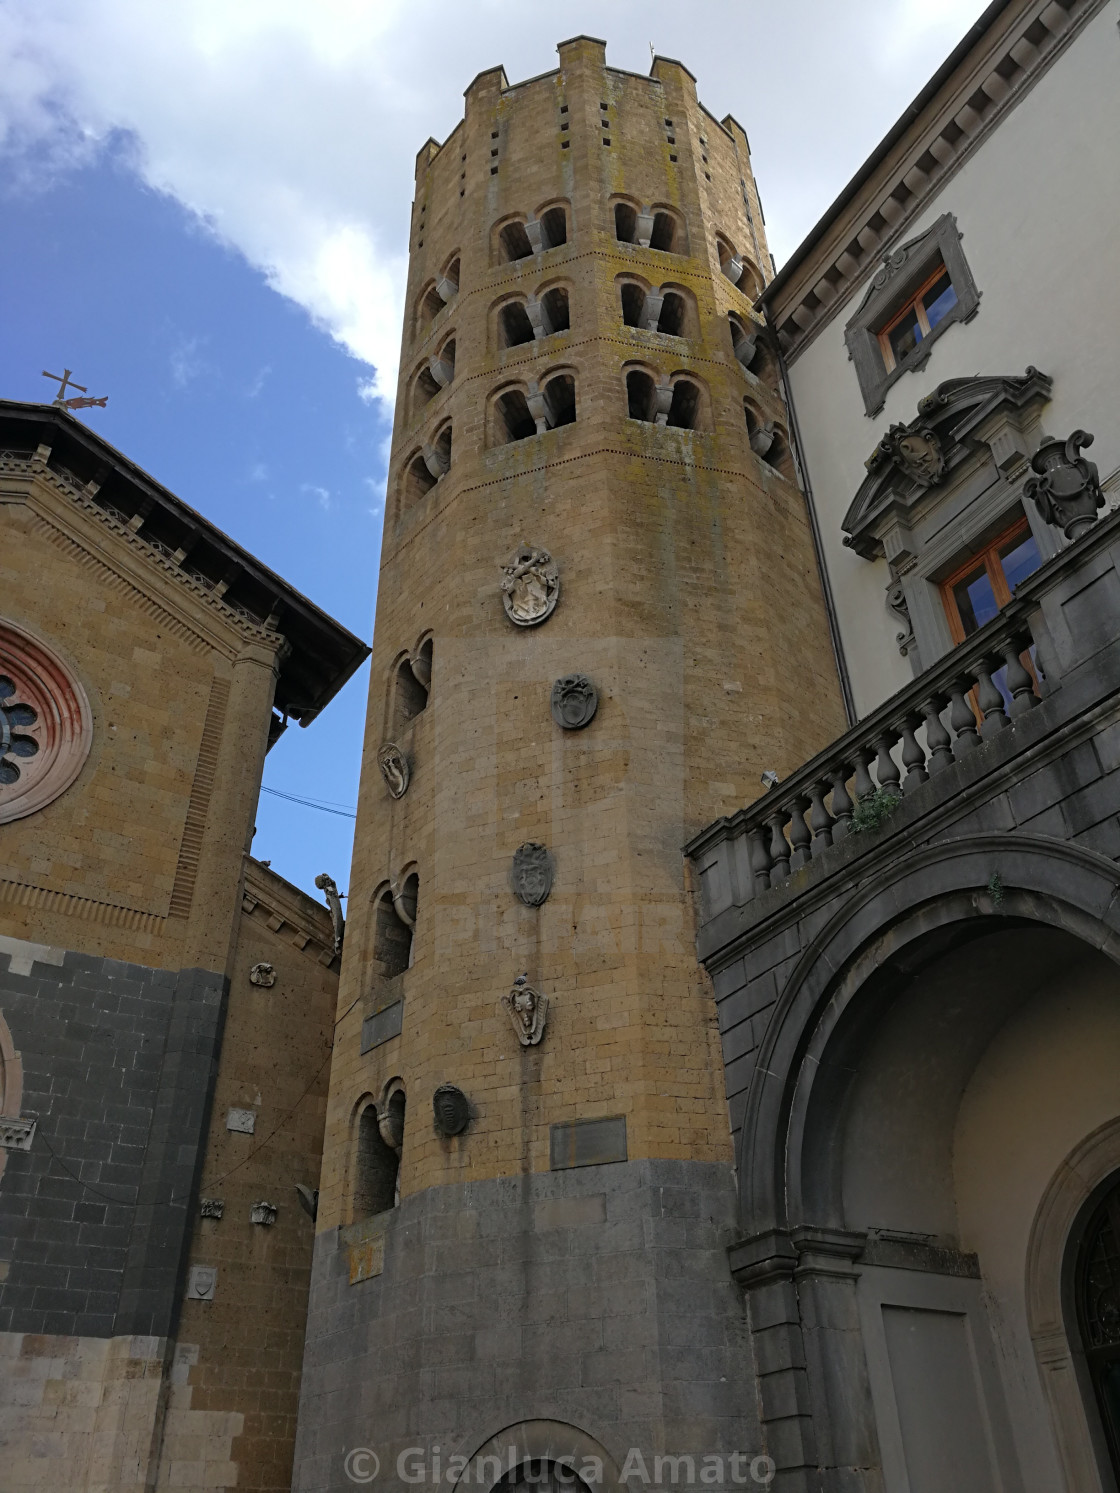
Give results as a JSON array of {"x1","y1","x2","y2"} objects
[
  {"x1": 0, "y1": 449, "x2": 281, "y2": 974},
  {"x1": 318, "y1": 37, "x2": 846, "y2": 1223}
]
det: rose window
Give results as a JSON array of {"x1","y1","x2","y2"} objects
[
  {"x1": 0, "y1": 619, "x2": 92, "y2": 824},
  {"x1": 0, "y1": 677, "x2": 40, "y2": 786}
]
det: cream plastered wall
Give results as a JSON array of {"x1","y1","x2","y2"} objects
[
  {"x1": 953, "y1": 949, "x2": 1120, "y2": 1493},
  {"x1": 784, "y1": 0, "x2": 1120, "y2": 718}
]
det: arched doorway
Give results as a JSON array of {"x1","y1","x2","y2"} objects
[
  {"x1": 1076, "y1": 1176, "x2": 1120, "y2": 1482},
  {"x1": 734, "y1": 837, "x2": 1120, "y2": 1491}
]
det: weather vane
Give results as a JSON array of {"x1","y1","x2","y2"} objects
[{"x1": 41, "y1": 368, "x2": 108, "y2": 412}]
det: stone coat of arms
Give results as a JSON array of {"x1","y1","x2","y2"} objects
[
  {"x1": 378, "y1": 742, "x2": 410, "y2": 799},
  {"x1": 500, "y1": 543, "x2": 560, "y2": 627},
  {"x1": 502, "y1": 973, "x2": 548, "y2": 1046},
  {"x1": 510, "y1": 842, "x2": 554, "y2": 907},
  {"x1": 550, "y1": 674, "x2": 598, "y2": 730}
]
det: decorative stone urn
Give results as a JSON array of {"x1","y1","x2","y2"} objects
[{"x1": 1025, "y1": 430, "x2": 1103, "y2": 541}]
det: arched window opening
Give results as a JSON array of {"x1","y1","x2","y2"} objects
[
  {"x1": 657, "y1": 292, "x2": 686, "y2": 337},
  {"x1": 492, "y1": 1461, "x2": 595, "y2": 1493},
  {"x1": 540, "y1": 207, "x2": 567, "y2": 248},
  {"x1": 500, "y1": 221, "x2": 534, "y2": 263},
  {"x1": 541, "y1": 287, "x2": 569, "y2": 334},
  {"x1": 620, "y1": 283, "x2": 645, "y2": 328},
  {"x1": 542, "y1": 374, "x2": 575, "y2": 428},
  {"x1": 411, "y1": 637, "x2": 432, "y2": 693},
  {"x1": 431, "y1": 424, "x2": 452, "y2": 474},
  {"x1": 434, "y1": 339, "x2": 456, "y2": 384},
  {"x1": 626, "y1": 369, "x2": 656, "y2": 422},
  {"x1": 402, "y1": 453, "x2": 437, "y2": 509},
  {"x1": 396, "y1": 871, "x2": 419, "y2": 929},
  {"x1": 649, "y1": 212, "x2": 681, "y2": 253},
  {"x1": 393, "y1": 656, "x2": 429, "y2": 733},
  {"x1": 496, "y1": 389, "x2": 537, "y2": 444},
  {"x1": 1076, "y1": 1176, "x2": 1120, "y2": 1481},
  {"x1": 374, "y1": 887, "x2": 413, "y2": 979},
  {"x1": 500, "y1": 301, "x2": 535, "y2": 348},
  {"x1": 417, "y1": 284, "x2": 444, "y2": 334},
  {"x1": 767, "y1": 430, "x2": 796, "y2": 481},
  {"x1": 353, "y1": 1104, "x2": 399, "y2": 1219},
  {"x1": 614, "y1": 203, "x2": 638, "y2": 244},
  {"x1": 666, "y1": 378, "x2": 700, "y2": 429},
  {"x1": 739, "y1": 259, "x2": 763, "y2": 300},
  {"x1": 412, "y1": 365, "x2": 441, "y2": 417}
]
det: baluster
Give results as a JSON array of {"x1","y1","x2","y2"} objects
[
  {"x1": 808, "y1": 781, "x2": 834, "y2": 852},
  {"x1": 922, "y1": 696, "x2": 954, "y2": 773},
  {"x1": 748, "y1": 826, "x2": 773, "y2": 893},
  {"x1": 830, "y1": 767, "x2": 854, "y2": 839},
  {"x1": 948, "y1": 679, "x2": 980, "y2": 756},
  {"x1": 789, "y1": 798, "x2": 812, "y2": 870},
  {"x1": 852, "y1": 747, "x2": 876, "y2": 802},
  {"x1": 874, "y1": 732, "x2": 902, "y2": 795},
  {"x1": 765, "y1": 809, "x2": 791, "y2": 882},
  {"x1": 975, "y1": 656, "x2": 1007, "y2": 735},
  {"x1": 900, "y1": 716, "x2": 928, "y2": 792},
  {"x1": 1002, "y1": 637, "x2": 1038, "y2": 717}
]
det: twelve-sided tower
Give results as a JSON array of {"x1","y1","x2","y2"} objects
[{"x1": 294, "y1": 37, "x2": 845, "y2": 1490}]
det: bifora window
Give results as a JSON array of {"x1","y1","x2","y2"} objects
[
  {"x1": 940, "y1": 515, "x2": 1042, "y2": 642},
  {"x1": 878, "y1": 263, "x2": 958, "y2": 372}
]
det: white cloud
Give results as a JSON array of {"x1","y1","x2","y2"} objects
[
  {"x1": 301, "y1": 482, "x2": 332, "y2": 512},
  {"x1": 0, "y1": 1, "x2": 991, "y2": 400},
  {"x1": 169, "y1": 333, "x2": 209, "y2": 388}
]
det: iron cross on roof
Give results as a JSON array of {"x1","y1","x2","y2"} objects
[{"x1": 41, "y1": 368, "x2": 108, "y2": 411}]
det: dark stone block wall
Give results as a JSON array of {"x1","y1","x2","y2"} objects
[
  {"x1": 293, "y1": 1159, "x2": 762, "y2": 1493},
  {"x1": 0, "y1": 945, "x2": 226, "y2": 1338}
]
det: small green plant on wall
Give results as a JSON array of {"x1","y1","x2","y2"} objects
[{"x1": 851, "y1": 786, "x2": 901, "y2": 833}]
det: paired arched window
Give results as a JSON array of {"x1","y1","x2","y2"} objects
[
  {"x1": 744, "y1": 403, "x2": 795, "y2": 479},
  {"x1": 614, "y1": 199, "x2": 687, "y2": 255},
  {"x1": 409, "y1": 336, "x2": 456, "y2": 418},
  {"x1": 491, "y1": 371, "x2": 577, "y2": 445},
  {"x1": 493, "y1": 203, "x2": 569, "y2": 264},
  {"x1": 392, "y1": 643, "x2": 431, "y2": 736},
  {"x1": 373, "y1": 874, "x2": 417, "y2": 978},
  {"x1": 414, "y1": 282, "x2": 446, "y2": 338},
  {"x1": 352, "y1": 1082, "x2": 406, "y2": 1220},
  {"x1": 626, "y1": 368, "x2": 706, "y2": 430},
  {"x1": 618, "y1": 277, "x2": 695, "y2": 338},
  {"x1": 717, "y1": 235, "x2": 763, "y2": 299},
  {"x1": 496, "y1": 286, "x2": 571, "y2": 350}
]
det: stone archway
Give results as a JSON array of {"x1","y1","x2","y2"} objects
[
  {"x1": 448, "y1": 1421, "x2": 623, "y2": 1493},
  {"x1": 732, "y1": 833, "x2": 1120, "y2": 1492}
]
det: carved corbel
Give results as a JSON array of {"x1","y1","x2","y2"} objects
[
  {"x1": 427, "y1": 354, "x2": 453, "y2": 388},
  {"x1": 524, "y1": 216, "x2": 544, "y2": 254},
  {"x1": 734, "y1": 332, "x2": 760, "y2": 371},
  {"x1": 435, "y1": 275, "x2": 457, "y2": 304},
  {"x1": 635, "y1": 207, "x2": 654, "y2": 248},
  {"x1": 652, "y1": 378, "x2": 674, "y2": 427},
  {"x1": 886, "y1": 578, "x2": 916, "y2": 658},
  {"x1": 723, "y1": 252, "x2": 744, "y2": 286},
  {"x1": 640, "y1": 291, "x2": 664, "y2": 331},
  {"x1": 421, "y1": 441, "x2": 449, "y2": 479},
  {"x1": 749, "y1": 421, "x2": 776, "y2": 459},
  {"x1": 525, "y1": 295, "x2": 548, "y2": 340},
  {"x1": 525, "y1": 380, "x2": 549, "y2": 433}
]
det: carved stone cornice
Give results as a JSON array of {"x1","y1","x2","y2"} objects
[{"x1": 762, "y1": 0, "x2": 1106, "y2": 362}]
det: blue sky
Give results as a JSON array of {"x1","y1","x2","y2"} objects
[
  {"x1": 0, "y1": 145, "x2": 383, "y2": 894},
  {"x1": 0, "y1": 1, "x2": 990, "y2": 903}
]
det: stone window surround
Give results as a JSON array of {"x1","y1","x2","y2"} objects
[{"x1": 844, "y1": 213, "x2": 981, "y2": 417}]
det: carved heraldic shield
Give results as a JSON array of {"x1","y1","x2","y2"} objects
[
  {"x1": 501, "y1": 543, "x2": 560, "y2": 626},
  {"x1": 511, "y1": 842, "x2": 554, "y2": 907},
  {"x1": 502, "y1": 973, "x2": 548, "y2": 1046}
]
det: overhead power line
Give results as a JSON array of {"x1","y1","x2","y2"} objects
[{"x1": 260, "y1": 785, "x2": 357, "y2": 818}]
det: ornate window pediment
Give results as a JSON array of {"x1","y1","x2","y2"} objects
[
  {"x1": 843, "y1": 368, "x2": 1053, "y2": 559},
  {"x1": 841, "y1": 369, "x2": 1060, "y2": 673}
]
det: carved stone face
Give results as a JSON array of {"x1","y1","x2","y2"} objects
[
  {"x1": 249, "y1": 962, "x2": 276, "y2": 988},
  {"x1": 501, "y1": 544, "x2": 560, "y2": 627},
  {"x1": 895, "y1": 429, "x2": 946, "y2": 485},
  {"x1": 511, "y1": 842, "x2": 554, "y2": 907},
  {"x1": 550, "y1": 674, "x2": 598, "y2": 730},
  {"x1": 378, "y1": 742, "x2": 409, "y2": 798}
]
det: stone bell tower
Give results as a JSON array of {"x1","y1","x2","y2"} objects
[{"x1": 294, "y1": 36, "x2": 845, "y2": 1491}]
